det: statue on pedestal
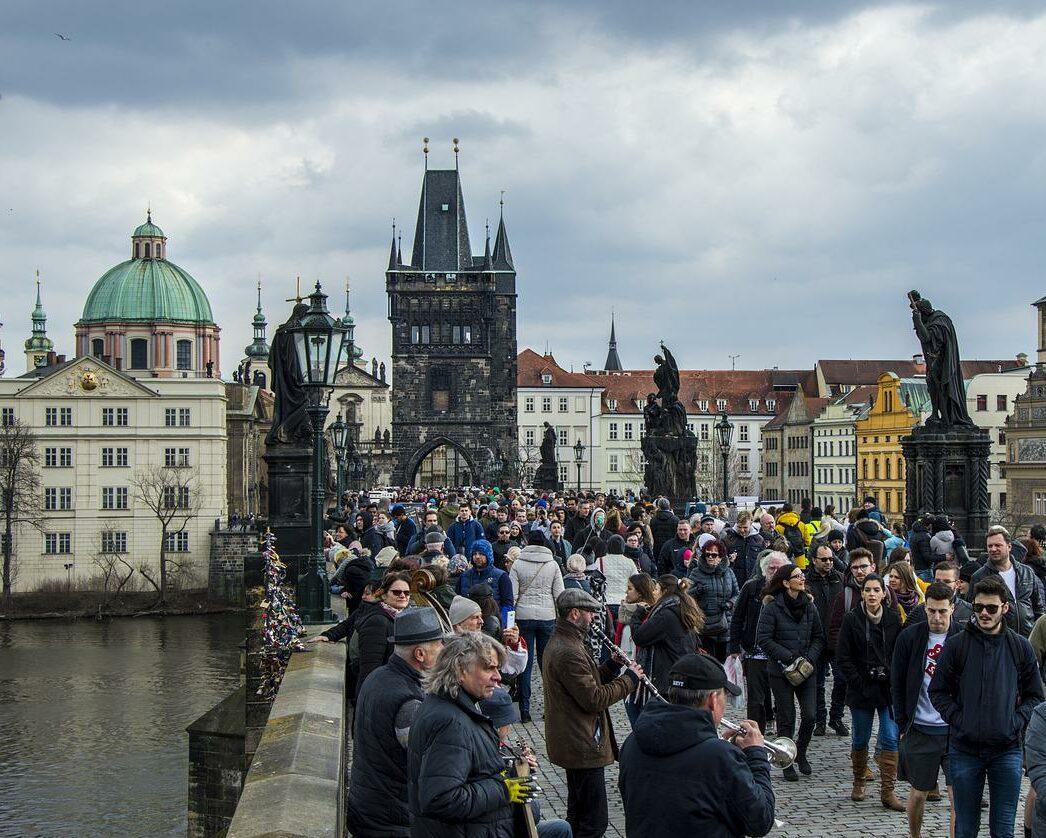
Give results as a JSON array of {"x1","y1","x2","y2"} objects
[
  {"x1": 533, "y1": 421, "x2": 561, "y2": 491},
  {"x1": 266, "y1": 302, "x2": 312, "y2": 445},
  {"x1": 642, "y1": 342, "x2": 696, "y2": 507},
  {"x1": 909, "y1": 291, "x2": 975, "y2": 430}
]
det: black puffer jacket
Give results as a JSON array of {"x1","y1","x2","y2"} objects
[
  {"x1": 804, "y1": 566, "x2": 843, "y2": 642},
  {"x1": 348, "y1": 654, "x2": 424, "y2": 836},
  {"x1": 353, "y1": 600, "x2": 395, "y2": 699},
  {"x1": 650, "y1": 509, "x2": 680, "y2": 558},
  {"x1": 721, "y1": 527, "x2": 765, "y2": 587},
  {"x1": 631, "y1": 596, "x2": 699, "y2": 693},
  {"x1": 836, "y1": 604, "x2": 902, "y2": 710},
  {"x1": 407, "y1": 689, "x2": 514, "y2": 838},
  {"x1": 908, "y1": 521, "x2": 934, "y2": 572},
  {"x1": 755, "y1": 592, "x2": 825, "y2": 677},
  {"x1": 728, "y1": 578, "x2": 765, "y2": 656},
  {"x1": 686, "y1": 557, "x2": 739, "y2": 637}
]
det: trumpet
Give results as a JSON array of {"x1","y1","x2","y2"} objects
[{"x1": 591, "y1": 626, "x2": 797, "y2": 769}]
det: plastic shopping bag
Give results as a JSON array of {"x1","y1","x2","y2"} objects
[{"x1": 724, "y1": 654, "x2": 747, "y2": 710}]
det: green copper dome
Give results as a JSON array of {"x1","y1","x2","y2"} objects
[
  {"x1": 133, "y1": 220, "x2": 165, "y2": 238},
  {"x1": 81, "y1": 259, "x2": 214, "y2": 325}
]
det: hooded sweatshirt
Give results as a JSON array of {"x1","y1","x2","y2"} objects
[{"x1": 619, "y1": 701, "x2": 775, "y2": 838}]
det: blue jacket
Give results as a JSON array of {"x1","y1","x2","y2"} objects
[
  {"x1": 619, "y1": 700, "x2": 775, "y2": 837},
  {"x1": 456, "y1": 564, "x2": 514, "y2": 612},
  {"x1": 447, "y1": 518, "x2": 486, "y2": 556},
  {"x1": 394, "y1": 516, "x2": 418, "y2": 556},
  {"x1": 929, "y1": 620, "x2": 1044, "y2": 754}
]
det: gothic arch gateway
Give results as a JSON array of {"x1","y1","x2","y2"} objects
[{"x1": 405, "y1": 437, "x2": 477, "y2": 488}]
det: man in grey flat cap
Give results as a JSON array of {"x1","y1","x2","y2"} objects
[
  {"x1": 543, "y1": 587, "x2": 644, "y2": 838},
  {"x1": 348, "y1": 607, "x2": 445, "y2": 837}
]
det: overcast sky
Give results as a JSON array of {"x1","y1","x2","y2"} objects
[{"x1": 1, "y1": 1, "x2": 1043, "y2": 376}]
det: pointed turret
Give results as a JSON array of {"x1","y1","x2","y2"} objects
[
  {"x1": 492, "y1": 209, "x2": 513, "y2": 270},
  {"x1": 603, "y1": 312, "x2": 623, "y2": 371},
  {"x1": 388, "y1": 221, "x2": 398, "y2": 270},
  {"x1": 482, "y1": 221, "x2": 492, "y2": 270},
  {"x1": 244, "y1": 280, "x2": 270, "y2": 363},
  {"x1": 409, "y1": 169, "x2": 473, "y2": 271},
  {"x1": 25, "y1": 271, "x2": 55, "y2": 370}
]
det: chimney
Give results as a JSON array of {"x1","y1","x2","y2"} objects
[
  {"x1": 56, "y1": 354, "x2": 66, "y2": 364},
  {"x1": 46, "y1": 351, "x2": 57, "y2": 366},
  {"x1": 912, "y1": 354, "x2": 925, "y2": 373},
  {"x1": 1018, "y1": 352, "x2": 1029, "y2": 367}
]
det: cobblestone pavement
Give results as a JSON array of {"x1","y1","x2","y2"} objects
[{"x1": 515, "y1": 668, "x2": 1030, "y2": 837}]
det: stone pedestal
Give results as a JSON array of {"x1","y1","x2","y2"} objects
[
  {"x1": 187, "y1": 686, "x2": 246, "y2": 838},
  {"x1": 533, "y1": 461, "x2": 562, "y2": 492},
  {"x1": 643, "y1": 431, "x2": 698, "y2": 513},
  {"x1": 261, "y1": 442, "x2": 313, "y2": 580},
  {"x1": 901, "y1": 425, "x2": 991, "y2": 550}
]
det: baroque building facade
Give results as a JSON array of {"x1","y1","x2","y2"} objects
[{"x1": 387, "y1": 164, "x2": 518, "y2": 487}]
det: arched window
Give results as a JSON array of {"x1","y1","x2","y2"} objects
[
  {"x1": 873, "y1": 459, "x2": 880, "y2": 480},
  {"x1": 885, "y1": 459, "x2": 892, "y2": 480},
  {"x1": 135, "y1": 243, "x2": 141, "y2": 259},
  {"x1": 176, "y1": 340, "x2": 192, "y2": 370},
  {"x1": 91, "y1": 338, "x2": 104, "y2": 359},
  {"x1": 129, "y1": 338, "x2": 149, "y2": 369},
  {"x1": 144, "y1": 242, "x2": 151, "y2": 259},
  {"x1": 897, "y1": 458, "x2": 904, "y2": 480}
]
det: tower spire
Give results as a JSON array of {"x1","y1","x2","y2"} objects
[
  {"x1": 492, "y1": 192, "x2": 514, "y2": 271},
  {"x1": 388, "y1": 218, "x2": 398, "y2": 270},
  {"x1": 25, "y1": 269, "x2": 54, "y2": 371},
  {"x1": 603, "y1": 310, "x2": 623, "y2": 371},
  {"x1": 244, "y1": 278, "x2": 270, "y2": 366}
]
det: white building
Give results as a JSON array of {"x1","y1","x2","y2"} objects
[
  {"x1": 811, "y1": 389, "x2": 870, "y2": 514},
  {"x1": 967, "y1": 365, "x2": 1032, "y2": 513}
]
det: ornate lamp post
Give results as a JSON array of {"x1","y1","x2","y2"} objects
[
  {"x1": 290, "y1": 282, "x2": 348, "y2": 624},
  {"x1": 573, "y1": 439, "x2": 586, "y2": 494},
  {"x1": 330, "y1": 412, "x2": 348, "y2": 519},
  {"x1": 714, "y1": 411, "x2": 733, "y2": 504}
]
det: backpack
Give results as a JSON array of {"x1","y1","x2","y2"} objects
[{"x1": 782, "y1": 523, "x2": 806, "y2": 559}]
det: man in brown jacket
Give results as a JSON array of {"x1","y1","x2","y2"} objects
[{"x1": 542, "y1": 587, "x2": 643, "y2": 838}]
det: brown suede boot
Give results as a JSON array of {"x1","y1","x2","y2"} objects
[
  {"x1": 877, "y1": 751, "x2": 905, "y2": 811},
  {"x1": 851, "y1": 750, "x2": 869, "y2": 801}
]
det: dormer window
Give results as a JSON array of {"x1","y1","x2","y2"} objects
[
  {"x1": 541, "y1": 373, "x2": 552, "y2": 386},
  {"x1": 749, "y1": 399, "x2": 758, "y2": 411},
  {"x1": 608, "y1": 398, "x2": 618, "y2": 411},
  {"x1": 767, "y1": 399, "x2": 776, "y2": 411},
  {"x1": 716, "y1": 398, "x2": 727, "y2": 411},
  {"x1": 698, "y1": 399, "x2": 708, "y2": 412}
]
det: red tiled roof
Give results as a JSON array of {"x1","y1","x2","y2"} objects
[
  {"x1": 516, "y1": 349, "x2": 600, "y2": 388},
  {"x1": 596, "y1": 369, "x2": 814, "y2": 415},
  {"x1": 819, "y1": 359, "x2": 1019, "y2": 387}
]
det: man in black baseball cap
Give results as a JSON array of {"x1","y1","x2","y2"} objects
[{"x1": 619, "y1": 653, "x2": 776, "y2": 838}]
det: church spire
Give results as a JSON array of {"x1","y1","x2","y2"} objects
[
  {"x1": 388, "y1": 219, "x2": 398, "y2": 270},
  {"x1": 492, "y1": 194, "x2": 513, "y2": 270},
  {"x1": 25, "y1": 270, "x2": 54, "y2": 370},
  {"x1": 244, "y1": 279, "x2": 270, "y2": 363},
  {"x1": 482, "y1": 219, "x2": 492, "y2": 270},
  {"x1": 603, "y1": 311, "x2": 623, "y2": 371}
]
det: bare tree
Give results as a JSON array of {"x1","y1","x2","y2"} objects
[
  {"x1": 0, "y1": 419, "x2": 43, "y2": 602},
  {"x1": 131, "y1": 465, "x2": 202, "y2": 607},
  {"x1": 92, "y1": 521, "x2": 137, "y2": 613}
]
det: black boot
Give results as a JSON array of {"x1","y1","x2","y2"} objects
[
  {"x1": 814, "y1": 723, "x2": 827, "y2": 736},
  {"x1": 830, "y1": 719, "x2": 850, "y2": 736},
  {"x1": 797, "y1": 750, "x2": 812, "y2": 775},
  {"x1": 783, "y1": 764, "x2": 799, "y2": 782}
]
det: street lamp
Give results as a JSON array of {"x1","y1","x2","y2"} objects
[
  {"x1": 330, "y1": 412, "x2": 348, "y2": 519},
  {"x1": 289, "y1": 282, "x2": 349, "y2": 624},
  {"x1": 714, "y1": 411, "x2": 733, "y2": 504},
  {"x1": 573, "y1": 439, "x2": 586, "y2": 494}
]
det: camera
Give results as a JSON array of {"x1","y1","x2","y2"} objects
[{"x1": 867, "y1": 666, "x2": 889, "y2": 683}]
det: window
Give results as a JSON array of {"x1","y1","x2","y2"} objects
[
  {"x1": 101, "y1": 447, "x2": 129, "y2": 468},
  {"x1": 608, "y1": 399, "x2": 617, "y2": 411},
  {"x1": 740, "y1": 453, "x2": 749, "y2": 472},
  {"x1": 976, "y1": 394, "x2": 987, "y2": 411},
  {"x1": 749, "y1": 399, "x2": 759, "y2": 411},
  {"x1": 92, "y1": 338, "x2": 104, "y2": 358},
  {"x1": 524, "y1": 429, "x2": 535, "y2": 446},
  {"x1": 44, "y1": 487, "x2": 72, "y2": 511},
  {"x1": 177, "y1": 340, "x2": 193, "y2": 370},
  {"x1": 997, "y1": 394, "x2": 1008, "y2": 412},
  {"x1": 700, "y1": 454, "x2": 709, "y2": 471},
  {"x1": 179, "y1": 408, "x2": 191, "y2": 427},
  {"x1": 558, "y1": 428, "x2": 568, "y2": 446},
  {"x1": 609, "y1": 422, "x2": 618, "y2": 441},
  {"x1": 700, "y1": 424, "x2": 709, "y2": 441},
  {"x1": 410, "y1": 325, "x2": 431, "y2": 345},
  {"x1": 44, "y1": 533, "x2": 71, "y2": 554},
  {"x1": 558, "y1": 464, "x2": 568, "y2": 484},
  {"x1": 608, "y1": 454, "x2": 619, "y2": 473},
  {"x1": 452, "y1": 325, "x2": 472, "y2": 345},
  {"x1": 1000, "y1": 492, "x2": 1007, "y2": 511},
  {"x1": 130, "y1": 338, "x2": 149, "y2": 370},
  {"x1": 44, "y1": 448, "x2": 57, "y2": 467},
  {"x1": 102, "y1": 407, "x2": 129, "y2": 427},
  {"x1": 558, "y1": 397, "x2": 568, "y2": 413},
  {"x1": 163, "y1": 486, "x2": 190, "y2": 509},
  {"x1": 885, "y1": 459, "x2": 892, "y2": 479},
  {"x1": 739, "y1": 424, "x2": 749, "y2": 443},
  {"x1": 164, "y1": 447, "x2": 190, "y2": 468},
  {"x1": 541, "y1": 397, "x2": 552, "y2": 413},
  {"x1": 862, "y1": 458, "x2": 868, "y2": 479},
  {"x1": 698, "y1": 400, "x2": 709, "y2": 412},
  {"x1": 0, "y1": 407, "x2": 13, "y2": 426},
  {"x1": 431, "y1": 368, "x2": 451, "y2": 411},
  {"x1": 165, "y1": 531, "x2": 190, "y2": 552},
  {"x1": 624, "y1": 422, "x2": 634, "y2": 441},
  {"x1": 524, "y1": 397, "x2": 535, "y2": 413},
  {"x1": 766, "y1": 399, "x2": 776, "y2": 411},
  {"x1": 44, "y1": 447, "x2": 72, "y2": 468},
  {"x1": 144, "y1": 242, "x2": 151, "y2": 259},
  {"x1": 999, "y1": 429, "x2": 1006, "y2": 445},
  {"x1": 45, "y1": 407, "x2": 73, "y2": 427},
  {"x1": 102, "y1": 487, "x2": 129, "y2": 510},
  {"x1": 716, "y1": 398, "x2": 727, "y2": 411},
  {"x1": 874, "y1": 459, "x2": 880, "y2": 480},
  {"x1": 101, "y1": 531, "x2": 127, "y2": 553}
]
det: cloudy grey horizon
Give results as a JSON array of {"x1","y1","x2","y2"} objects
[{"x1": 1, "y1": 1, "x2": 1043, "y2": 376}]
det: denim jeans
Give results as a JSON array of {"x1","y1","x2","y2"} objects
[
  {"x1": 949, "y1": 746, "x2": 1023, "y2": 838},
  {"x1": 537, "y1": 818, "x2": 573, "y2": 838},
  {"x1": 815, "y1": 652, "x2": 847, "y2": 725},
  {"x1": 517, "y1": 618, "x2": 555, "y2": 713},
  {"x1": 850, "y1": 704, "x2": 899, "y2": 752}
]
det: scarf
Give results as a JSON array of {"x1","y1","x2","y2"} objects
[
  {"x1": 895, "y1": 587, "x2": 920, "y2": 613},
  {"x1": 784, "y1": 591, "x2": 806, "y2": 620}
]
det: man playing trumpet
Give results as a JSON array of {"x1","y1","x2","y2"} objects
[{"x1": 619, "y1": 653, "x2": 777, "y2": 837}]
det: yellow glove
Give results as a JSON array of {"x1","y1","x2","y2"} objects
[{"x1": 502, "y1": 775, "x2": 538, "y2": 804}]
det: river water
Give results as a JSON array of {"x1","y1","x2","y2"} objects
[{"x1": 0, "y1": 614, "x2": 244, "y2": 837}]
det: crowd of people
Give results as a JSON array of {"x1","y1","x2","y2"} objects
[{"x1": 308, "y1": 484, "x2": 1046, "y2": 837}]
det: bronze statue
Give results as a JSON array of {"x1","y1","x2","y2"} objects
[
  {"x1": 539, "y1": 421, "x2": 557, "y2": 466},
  {"x1": 266, "y1": 302, "x2": 313, "y2": 445},
  {"x1": 908, "y1": 291, "x2": 975, "y2": 429},
  {"x1": 653, "y1": 342, "x2": 680, "y2": 405}
]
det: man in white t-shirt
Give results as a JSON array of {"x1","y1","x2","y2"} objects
[{"x1": 892, "y1": 582, "x2": 963, "y2": 838}]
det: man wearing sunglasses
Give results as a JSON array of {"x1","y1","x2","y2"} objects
[{"x1": 929, "y1": 578, "x2": 1044, "y2": 838}]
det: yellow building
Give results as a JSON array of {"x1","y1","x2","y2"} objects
[{"x1": 855, "y1": 372, "x2": 929, "y2": 520}]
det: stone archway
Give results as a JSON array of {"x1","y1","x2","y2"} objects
[{"x1": 405, "y1": 437, "x2": 477, "y2": 488}]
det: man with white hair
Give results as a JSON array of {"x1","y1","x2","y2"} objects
[{"x1": 407, "y1": 632, "x2": 536, "y2": 835}]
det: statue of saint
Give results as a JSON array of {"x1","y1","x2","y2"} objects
[
  {"x1": 653, "y1": 342, "x2": 680, "y2": 404},
  {"x1": 540, "y1": 421, "x2": 557, "y2": 466},
  {"x1": 266, "y1": 302, "x2": 313, "y2": 445},
  {"x1": 909, "y1": 291, "x2": 975, "y2": 430},
  {"x1": 643, "y1": 392, "x2": 663, "y2": 433}
]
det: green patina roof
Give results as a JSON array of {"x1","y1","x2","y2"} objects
[
  {"x1": 80, "y1": 258, "x2": 214, "y2": 325},
  {"x1": 133, "y1": 221, "x2": 165, "y2": 238}
]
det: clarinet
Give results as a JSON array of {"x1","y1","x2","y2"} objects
[{"x1": 590, "y1": 625, "x2": 665, "y2": 701}]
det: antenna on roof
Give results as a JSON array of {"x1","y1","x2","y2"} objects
[
  {"x1": 422, "y1": 137, "x2": 429, "y2": 170},
  {"x1": 453, "y1": 138, "x2": 460, "y2": 170},
  {"x1": 729, "y1": 354, "x2": 741, "y2": 371}
]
